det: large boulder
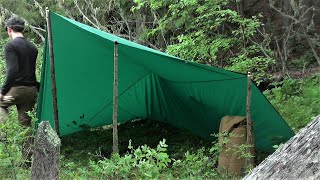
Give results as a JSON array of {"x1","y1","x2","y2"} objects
[{"x1": 243, "y1": 115, "x2": 320, "y2": 180}]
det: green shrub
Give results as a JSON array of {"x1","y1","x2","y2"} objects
[
  {"x1": 77, "y1": 137, "x2": 243, "y2": 179},
  {"x1": 87, "y1": 139, "x2": 171, "y2": 179},
  {"x1": 264, "y1": 74, "x2": 320, "y2": 131},
  {"x1": 0, "y1": 110, "x2": 34, "y2": 179},
  {"x1": 133, "y1": 0, "x2": 275, "y2": 85}
]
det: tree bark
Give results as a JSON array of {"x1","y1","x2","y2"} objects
[
  {"x1": 237, "y1": 0, "x2": 245, "y2": 17},
  {"x1": 243, "y1": 115, "x2": 320, "y2": 180},
  {"x1": 31, "y1": 121, "x2": 61, "y2": 180},
  {"x1": 301, "y1": 0, "x2": 314, "y2": 29},
  {"x1": 281, "y1": 0, "x2": 292, "y2": 75}
]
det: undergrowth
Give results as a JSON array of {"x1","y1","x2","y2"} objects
[
  {"x1": 58, "y1": 119, "x2": 234, "y2": 179},
  {"x1": 264, "y1": 73, "x2": 320, "y2": 132}
]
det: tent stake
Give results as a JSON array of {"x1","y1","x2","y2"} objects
[
  {"x1": 112, "y1": 41, "x2": 119, "y2": 154},
  {"x1": 45, "y1": 7, "x2": 60, "y2": 136},
  {"x1": 245, "y1": 72, "x2": 254, "y2": 169}
]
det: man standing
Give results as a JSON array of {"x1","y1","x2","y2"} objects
[{"x1": 0, "y1": 16, "x2": 39, "y2": 159}]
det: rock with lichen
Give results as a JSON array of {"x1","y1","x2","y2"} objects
[
  {"x1": 31, "y1": 121, "x2": 61, "y2": 180},
  {"x1": 243, "y1": 115, "x2": 320, "y2": 180}
]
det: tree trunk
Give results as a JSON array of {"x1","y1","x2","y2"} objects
[
  {"x1": 243, "y1": 115, "x2": 320, "y2": 180},
  {"x1": 238, "y1": 0, "x2": 245, "y2": 17},
  {"x1": 301, "y1": 0, "x2": 314, "y2": 29},
  {"x1": 31, "y1": 121, "x2": 61, "y2": 180},
  {"x1": 314, "y1": 0, "x2": 320, "y2": 31},
  {"x1": 281, "y1": 0, "x2": 292, "y2": 75}
]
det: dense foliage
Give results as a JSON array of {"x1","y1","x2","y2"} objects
[
  {"x1": 0, "y1": 0, "x2": 319, "y2": 179},
  {"x1": 133, "y1": 0, "x2": 275, "y2": 83},
  {"x1": 264, "y1": 74, "x2": 320, "y2": 132}
]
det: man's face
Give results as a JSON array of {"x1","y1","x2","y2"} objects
[{"x1": 6, "y1": 27, "x2": 13, "y2": 39}]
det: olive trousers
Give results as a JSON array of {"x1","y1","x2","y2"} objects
[
  {"x1": 0, "y1": 86, "x2": 38, "y2": 161},
  {"x1": 0, "y1": 86, "x2": 38, "y2": 125}
]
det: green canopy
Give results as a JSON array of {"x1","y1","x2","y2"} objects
[{"x1": 37, "y1": 12, "x2": 294, "y2": 151}]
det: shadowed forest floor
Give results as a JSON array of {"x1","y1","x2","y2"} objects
[{"x1": 60, "y1": 119, "x2": 270, "y2": 166}]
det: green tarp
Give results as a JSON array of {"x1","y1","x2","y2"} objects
[{"x1": 37, "y1": 12, "x2": 294, "y2": 151}]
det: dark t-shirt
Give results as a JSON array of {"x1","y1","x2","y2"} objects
[{"x1": 2, "y1": 37, "x2": 38, "y2": 95}]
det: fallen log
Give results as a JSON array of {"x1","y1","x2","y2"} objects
[{"x1": 243, "y1": 115, "x2": 320, "y2": 180}]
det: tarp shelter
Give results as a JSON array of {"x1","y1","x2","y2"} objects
[{"x1": 37, "y1": 12, "x2": 294, "y2": 151}]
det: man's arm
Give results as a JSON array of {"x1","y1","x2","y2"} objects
[{"x1": 1, "y1": 44, "x2": 19, "y2": 95}]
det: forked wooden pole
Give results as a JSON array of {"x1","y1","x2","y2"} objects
[
  {"x1": 45, "y1": 7, "x2": 60, "y2": 136},
  {"x1": 112, "y1": 41, "x2": 119, "y2": 154},
  {"x1": 245, "y1": 72, "x2": 254, "y2": 168}
]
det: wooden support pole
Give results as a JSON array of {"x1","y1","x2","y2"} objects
[
  {"x1": 112, "y1": 41, "x2": 119, "y2": 154},
  {"x1": 45, "y1": 7, "x2": 60, "y2": 136},
  {"x1": 245, "y1": 72, "x2": 254, "y2": 168}
]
